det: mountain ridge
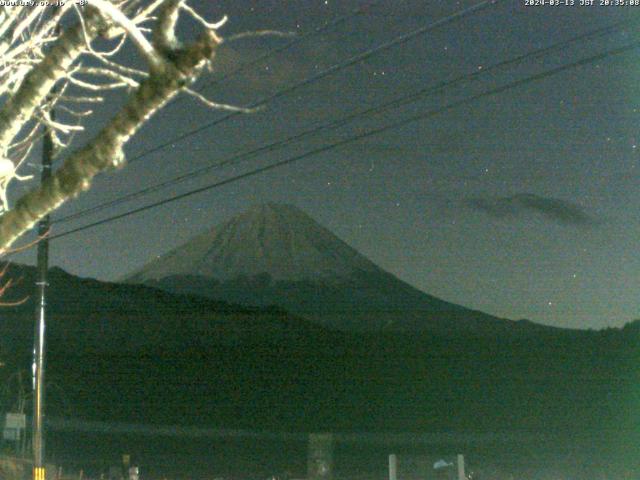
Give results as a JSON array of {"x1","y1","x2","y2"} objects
[
  {"x1": 126, "y1": 203, "x2": 382, "y2": 283},
  {"x1": 0, "y1": 262, "x2": 635, "y2": 443},
  {"x1": 125, "y1": 203, "x2": 571, "y2": 334}
]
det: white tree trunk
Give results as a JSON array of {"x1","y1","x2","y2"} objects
[{"x1": 0, "y1": 1, "x2": 224, "y2": 253}]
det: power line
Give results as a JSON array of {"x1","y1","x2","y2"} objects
[
  {"x1": 49, "y1": 2, "x2": 385, "y2": 172},
  {"x1": 52, "y1": 20, "x2": 632, "y2": 226},
  {"x1": 48, "y1": 40, "x2": 640, "y2": 242},
  {"x1": 126, "y1": 0, "x2": 505, "y2": 164},
  {"x1": 163, "y1": 1, "x2": 382, "y2": 109}
]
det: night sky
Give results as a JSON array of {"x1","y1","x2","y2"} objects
[{"x1": 10, "y1": 0, "x2": 640, "y2": 329}]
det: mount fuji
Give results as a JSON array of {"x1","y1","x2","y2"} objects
[
  {"x1": 0, "y1": 204, "x2": 633, "y2": 441},
  {"x1": 125, "y1": 203, "x2": 551, "y2": 334}
]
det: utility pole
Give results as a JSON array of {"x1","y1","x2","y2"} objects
[
  {"x1": 33, "y1": 103, "x2": 54, "y2": 480},
  {"x1": 32, "y1": 11, "x2": 60, "y2": 478}
]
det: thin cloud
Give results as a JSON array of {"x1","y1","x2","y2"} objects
[{"x1": 467, "y1": 193, "x2": 598, "y2": 226}]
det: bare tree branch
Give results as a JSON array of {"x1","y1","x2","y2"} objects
[
  {"x1": 0, "y1": 9, "x2": 103, "y2": 154},
  {"x1": 0, "y1": 22, "x2": 223, "y2": 252},
  {"x1": 0, "y1": 1, "x2": 252, "y2": 253},
  {"x1": 88, "y1": 0, "x2": 163, "y2": 69},
  {"x1": 183, "y1": 87, "x2": 257, "y2": 113}
]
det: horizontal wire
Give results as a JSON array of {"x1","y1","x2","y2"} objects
[{"x1": 49, "y1": 41, "x2": 640, "y2": 241}]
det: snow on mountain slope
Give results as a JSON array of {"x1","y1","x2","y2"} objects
[{"x1": 127, "y1": 203, "x2": 381, "y2": 283}]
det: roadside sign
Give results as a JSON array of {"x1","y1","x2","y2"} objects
[
  {"x1": 5, "y1": 413, "x2": 26, "y2": 429},
  {"x1": 3, "y1": 413, "x2": 26, "y2": 441}
]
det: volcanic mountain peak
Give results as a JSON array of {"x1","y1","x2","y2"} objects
[
  {"x1": 127, "y1": 203, "x2": 381, "y2": 283},
  {"x1": 125, "y1": 204, "x2": 576, "y2": 333}
]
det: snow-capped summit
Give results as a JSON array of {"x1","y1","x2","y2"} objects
[{"x1": 127, "y1": 203, "x2": 381, "y2": 283}]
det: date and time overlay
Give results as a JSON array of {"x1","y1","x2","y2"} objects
[
  {"x1": 1, "y1": 0, "x2": 639, "y2": 8},
  {"x1": 524, "y1": 0, "x2": 640, "y2": 6}
]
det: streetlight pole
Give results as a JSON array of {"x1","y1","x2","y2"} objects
[
  {"x1": 32, "y1": 107, "x2": 53, "y2": 480},
  {"x1": 32, "y1": 10, "x2": 61, "y2": 478}
]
